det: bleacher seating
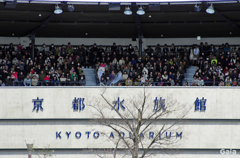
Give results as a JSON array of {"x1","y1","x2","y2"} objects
[{"x1": 0, "y1": 42, "x2": 239, "y2": 86}]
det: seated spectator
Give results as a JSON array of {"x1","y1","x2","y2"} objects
[
  {"x1": 125, "y1": 77, "x2": 133, "y2": 86},
  {"x1": 192, "y1": 76, "x2": 198, "y2": 86},
  {"x1": 225, "y1": 76, "x2": 232, "y2": 86},
  {"x1": 219, "y1": 80, "x2": 225, "y2": 86},
  {"x1": 162, "y1": 71, "x2": 168, "y2": 81},
  {"x1": 129, "y1": 71, "x2": 135, "y2": 81},
  {"x1": 175, "y1": 71, "x2": 182, "y2": 82},
  {"x1": 17, "y1": 44, "x2": 22, "y2": 51},
  {"x1": 18, "y1": 72, "x2": 25, "y2": 86},
  {"x1": 39, "y1": 71, "x2": 45, "y2": 82},
  {"x1": 232, "y1": 78, "x2": 237, "y2": 86},
  {"x1": 100, "y1": 77, "x2": 106, "y2": 85},
  {"x1": 44, "y1": 74, "x2": 50, "y2": 82},
  {"x1": 122, "y1": 71, "x2": 128, "y2": 81},
  {"x1": 79, "y1": 72, "x2": 86, "y2": 85},
  {"x1": 11, "y1": 70, "x2": 18, "y2": 84},
  {"x1": 148, "y1": 71, "x2": 154, "y2": 83},
  {"x1": 109, "y1": 71, "x2": 115, "y2": 80},
  {"x1": 157, "y1": 78, "x2": 164, "y2": 86},
  {"x1": 212, "y1": 75, "x2": 219, "y2": 86},
  {"x1": 204, "y1": 76, "x2": 212, "y2": 86},
  {"x1": 51, "y1": 76, "x2": 59, "y2": 86},
  {"x1": 142, "y1": 71, "x2": 148, "y2": 79},
  {"x1": 169, "y1": 77, "x2": 175, "y2": 86},
  {"x1": 168, "y1": 72, "x2": 174, "y2": 81},
  {"x1": 70, "y1": 67, "x2": 75, "y2": 75},
  {"x1": 184, "y1": 81, "x2": 189, "y2": 86},
  {"x1": 24, "y1": 75, "x2": 31, "y2": 86},
  {"x1": 71, "y1": 71, "x2": 78, "y2": 81},
  {"x1": 142, "y1": 67, "x2": 148, "y2": 75},
  {"x1": 175, "y1": 79, "x2": 182, "y2": 86},
  {"x1": 134, "y1": 75, "x2": 141, "y2": 86},
  {"x1": 218, "y1": 72, "x2": 224, "y2": 81},
  {"x1": 5, "y1": 76, "x2": 12, "y2": 86},
  {"x1": 198, "y1": 77, "x2": 204, "y2": 86},
  {"x1": 140, "y1": 75, "x2": 146, "y2": 85},
  {"x1": 66, "y1": 73, "x2": 71, "y2": 82},
  {"x1": 57, "y1": 67, "x2": 62, "y2": 76},
  {"x1": 71, "y1": 76, "x2": 79, "y2": 86},
  {"x1": 77, "y1": 67, "x2": 83, "y2": 75},
  {"x1": 131, "y1": 58, "x2": 137, "y2": 68},
  {"x1": 33, "y1": 72, "x2": 39, "y2": 80},
  {"x1": 59, "y1": 72, "x2": 67, "y2": 84},
  {"x1": 129, "y1": 66, "x2": 135, "y2": 75},
  {"x1": 32, "y1": 76, "x2": 39, "y2": 86},
  {"x1": 12, "y1": 57, "x2": 19, "y2": 65},
  {"x1": 63, "y1": 66, "x2": 70, "y2": 75}
]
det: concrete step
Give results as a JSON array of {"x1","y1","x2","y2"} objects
[
  {"x1": 183, "y1": 66, "x2": 197, "y2": 84},
  {"x1": 188, "y1": 66, "x2": 197, "y2": 68},
  {"x1": 86, "y1": 82, "x2": 97, "y2": 86},
  {"x1": 186, "y1": 70, "x2": 196, "y2": 73},
  {"x1": 184, "y1": 76, "x2": 194, "y2": 78},
  {"x1": 82, "y1": 70, "x2": 95, "y2": 72},
  {"x1": 185, "y1": 77, "x2": 194, "y2": 80},
  {"x1": 82, "y1": 68, "x2": 97, "y2": 86}
]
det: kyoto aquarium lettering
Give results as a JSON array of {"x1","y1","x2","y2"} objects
[
  {"x1": 154, "y1": 97, "x2": 166, "y2": 112},
  {"x1": 195, "y1": 97, "x2": 207, "y2": 111},
  {"x1": 112, "y1": 97, "x2": 125, "y2": 111},
  {"x1": 72, "y1": 97, "x2": 85, "y2": 112},
  {"x1": 56, "y1": 131, "x2": 183, "y2": 139},
  {"x1": 31, "y1": 96, "x2": 206, "y2": 114},
  {"x1": 32, "y1": 97, "x2": 44, "y2": 112},
  {"x1": 31, "y1": 96, "x2": 171, "y2": 114}
]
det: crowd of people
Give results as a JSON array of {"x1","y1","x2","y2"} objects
[
  {"x1": 95, "y1": 43, "x2": 187, "y2": 86},
  {"x1": 95, "y1": 42, "x2": 240, "y2": 86},
  {"x1": 0, "y1": 42, "x2": 87, "y2": 86},
  {"x1": 0, "y1": 41, "x2": 239, "y2": 86},
  {"x1": 190, "y1": 42, "x2": 240, "y2": 86}
]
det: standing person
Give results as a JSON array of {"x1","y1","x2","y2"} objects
[
  {"x1": 189, "y1": 46, "x2": 194, "y2": 66},
  {"x1": 193, "y1": 45, "x2": 199, "y2": 66},
  {"x1": 97, "y1": 63, "x2": 105, "y2": 85},
  {"x1": 84, "y1": 56, "x2": 90, "y2": 68}
]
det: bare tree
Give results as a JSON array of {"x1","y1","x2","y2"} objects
[
  {"x1": 33, "y1": 145, "x2": 54, "y2": 158},
  {"x1": 90, "y1": 88, "x2": 191, "y2": 158}
]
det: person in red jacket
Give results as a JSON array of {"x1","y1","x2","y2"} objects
[
  {"x1": 11, "y1": 70, "x2": 18, "y2": 86},
  {"x1": 44, "y1": 74, "x2": 50, "y2": 86},
  {"x1": 12, "y1": 71, "x2": 18, "y2": 79}
]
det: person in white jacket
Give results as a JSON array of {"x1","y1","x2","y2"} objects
[
  {"x1": 198, "y1": 77, "x2": 204, "y2": 86},
  {"x1": 142, "y1": 67, "x2": 148, "y2": 75},
  {"x1": 193, "y1": 45, "x2": 199, "y2": 66}
]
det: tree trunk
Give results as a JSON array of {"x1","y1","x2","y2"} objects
[{"x1": 133, "y1": 131, "x2": 139, "y2": 158}]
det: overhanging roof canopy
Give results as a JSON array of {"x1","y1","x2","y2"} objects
[
  {"x1": 0, "y1": 0, "x2": 240, "y2": 38},
  {"x1": 0, "y1": 0, "x2": 237, "y2": 4}
]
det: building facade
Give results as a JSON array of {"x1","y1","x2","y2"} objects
[{"x1": 0, "y1": 87, "x2": 239, "y2": 158}]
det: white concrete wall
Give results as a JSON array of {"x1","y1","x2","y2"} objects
[
  {"x1": 0, "y1": 121, "x2": 239, "y2": 149},
  {"x1": 0, "y1": 87, "x2": 239, "y2": 158},
  {"x1": 0, "y1": 87, "x2": 239, "y2": 119},
  {"x1": 1, "y1": 37, "x2": 240, "y2": 50}
]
